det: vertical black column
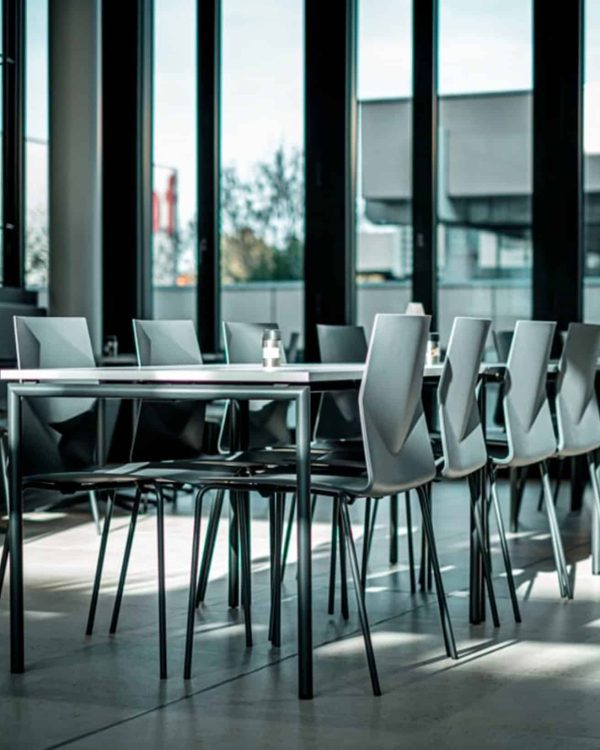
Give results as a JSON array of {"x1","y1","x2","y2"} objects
[
  {"x1": 304, "y1": 0, "x2": 357, "y2": 362},
  {"x1": 412, "y1": 0, "x2": 438, "y2": 328},
  {"x1": 2, "y1": 0, "x2": 25, "y2": 288},
  {"x1": 102, "y1": 0, "x2": 153, "y2": 353},
  {"x1": 196, "y1": 0, "x2": 221, "y2": 352},
  {"x1": 532, "y1": 0, "x2": 583, "y2": 332}
]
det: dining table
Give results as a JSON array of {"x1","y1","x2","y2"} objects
[{"x1": 0, "y1": 360, "x2": 502, "y2": 699}]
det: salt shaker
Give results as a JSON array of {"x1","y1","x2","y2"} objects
[{"x1": 262, "y1": 328, "x2": 282, "y2": 369}]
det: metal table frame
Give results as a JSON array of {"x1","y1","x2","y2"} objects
[{"x1": 5, "y1": 381, "x2": 315, "y2": 697}]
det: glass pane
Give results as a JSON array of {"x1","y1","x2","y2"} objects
[
  {"x1": 437, "y1": 0, "x2": 533, "y2": 344},
  {"x1": 356, "y1": 0, "x2": 413, "y2": 333},
  {"x1": 25, "y1": 0, "x2": 49, "y2": 289},
  {"x1": 220, "y1": 0, "x2": 304, "y2": 349},
  {"x1": 153, "y1": 0, "x2": 197, "y2": 320},
  {"x1": 584, "y1": 0, "x2": 600, "y2": 320}
]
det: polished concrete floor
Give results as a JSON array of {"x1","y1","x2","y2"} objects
[{"x1": 1, "y1": 478, "x2": 600, "y2": 749}]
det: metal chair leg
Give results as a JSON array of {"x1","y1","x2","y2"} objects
[
  {"x1": 405, "y1": 491, "x2": 416, "y2": 594},
  {"x1": 184, "y1": 488, "x2": 208, "y2": 679},
  {"x1": 269, "y1": 493, "x2": 284, "y2": 645},
  {"x1": 540, "y1": 461, "x2": 572, "y2": 599},
  {"x1": 339, "y1": 499, "x2": 382, "y2": 696},
  {"x1": 228, "y1": 494, "x2": 239, "y2": 609},
  {"x1": 155, "y1": 485, "x2": 167, "y2": 679},
  {"x1": 367, "y1": 498, "x2": 379, "y2": 563},
  {"x1": 361, "y1": 498, "x2": 372, "y2": 590},
  {"x1": 467, "y1": 475, "x2": 500, "y2": 628},
  {"x1": 88, "y1": 491, "x2": 102, "y2": 536},
  {"x1": 489, "y1": 469, "x2": 522, "y2": 623},
  {"x1": 109, "y1": 488, "x2": 142, "y2": 634},
  {"x1": 389, "y1": 494, "x2": 399, "y2": 564},
  {"x1": 237, "y1": 493, "x2": 253, "y2": 648},
  {"x1": 0, "y1": 528, "x2": 8, "y2": 599},
  {"x1": 327, "y1": 498, "x2": 339, "y2": 615},
  {"x1": 86, "y1": 492, "x2": 115, "y2": 636},
  {"x1": 195, "y1": 489, "x2": 225, "y2": 606},
  {"x1": 338, "y1": 503, "x2": 349, "y2": 620},
  {"x1": 280, "y1": 492, "x2": 296, "y2": 583},
  {"x1": 586, "y1": 453, "x2": 600, "y2": 575},
  {"x1": 416, "y1": 486, "x2": 458, "y2": 660}
]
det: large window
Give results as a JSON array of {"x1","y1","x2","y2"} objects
[
  {"x1": 220, "y1": 0, "x2": 304, "y2": 345},
  {"x1": 437, "y1": 0, "x2": 533, "y2": 343},
  {"x1": 356, "y1": 0, "x2": 412, "y2": 333},
  {"x1": 25, "y1": 0, "x2": 48, "y2": 289},
  {"x1": 584, "y1": 0, "x2": 600, "y2": 321},
  {"x1": 152, "y1": 0, "x2": 197, "y2": 319}
]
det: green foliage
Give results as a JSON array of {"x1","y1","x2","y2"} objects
[{"x1": 221, "y1": 145, "x2": 304, "y2": 283}]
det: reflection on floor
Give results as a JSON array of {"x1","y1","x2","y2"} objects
[{"x1": 1, "y1": 478, "x2": 600, "y2": 749}]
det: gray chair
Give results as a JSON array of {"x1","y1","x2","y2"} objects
[
  {"x1": 437, "y1": 316, "x2": 520, "y2": 622},
  {"x1": 8, "y1": 317, "x2": 174, "y2": 677},
  {"x1": 554, "y1": 323, "x2": 600, "y2": 574},
  {"x1": 488, "y1": 319, "x2": 572, "y2": 598},
  {"x1": 14, "y1": 315, "x2": 102, "y2": 532},
  {"x1": 182, "y1": 314, "x2": 458, "y2": 693}
]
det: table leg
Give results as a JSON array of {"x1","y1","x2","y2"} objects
[
  {"x1": 296, "y1": 387, "x2": 313, "y2": 699},
  {"x1": 8, "y1": 387, "x2": 24, "y2": 673}
]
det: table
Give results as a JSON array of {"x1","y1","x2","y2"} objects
[{"x1": 0, "y1": 361, "x2": 493, "y2": 698}]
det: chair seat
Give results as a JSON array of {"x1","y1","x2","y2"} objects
[{"x1": 143, "y1": 470, "x2": 372, "y2": 498}]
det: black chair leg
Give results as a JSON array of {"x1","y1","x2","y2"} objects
[
  {"x1": 389, "y1": 494, "x2": 399, "y2": 564},
  {"x1": 0, "y1": 525, "x2": 9, "y2": 599},
  {"x1": 184, "y1": 488, "x2": 208, "y2": 679},
  {"x1": 109, "y1": 488, "x2": 142, "y2": 634},
  {"x1": 86, "y1": 492, "x2": 115, "y2": 636},
  {"x1": 467, "y1": 475, "x2": 500, "y2": 628},
  {"x1": 155, "y1": 485, "x2": 167, "y2": 679},
  {"x1": 237, "y1": 494, "x2": 253, "y2": 648},
  {"x1": 280, "y1": 492, "x2": 296, "y2": 583},
  {"x1": 327, "y1": 498, "x2": 339, "y2": 615},
  {"x1": 367, "y1": 498, "x2": 379, "y2": 563},
  {"x1": 340, "y1": 499, "x2": 382, "y2": 697},
  {"x1": 196, "y1": 489, "x2": 225, "y2": 606},
  {"x1": 416, "y1": 486, "x2": 458, "y2": 660},
  {"x1": 338, "y1": 503, "x2": 349, "y2": 620},
  {"x1": 269, "y1": 493, "x2": 284, "y2": 646},
  {"x1": 361, "y1": 498, "x2": 372, "y2": 590},
  {"x1": 540, "y1": 461, "x2": 572, "y2": 599},
  {"x1": 489, "y1": 468, "x2": 522, "y2": 623},
  {"x1": 405, "y1": 492, "x2": 416, "y2": 594}
]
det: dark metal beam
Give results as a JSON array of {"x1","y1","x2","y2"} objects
[
  {"x1": 532, "y1": 0, "x2": 583, "y2": 332},
  {"x1": 102, "y1": 0, "x2": 153, "y2": 353},
  {"x1": 2, "y1": 0, "x2": 25, "y2": 288},
  {"x1": 304, "y1": 0, "x2": 357, "y2": 362},
  {"x1": 412, "y1": 0, "x2": 438, "y2": 328},
  {"x1": 196, "y1": 0, "x2": 221, "y2": 353}
]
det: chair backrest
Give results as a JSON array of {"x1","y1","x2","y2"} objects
[
  {"x1": 555, "y1": 322, "x2": 600, "y2": 457},
  {"x1": 130, "y1": 319, "x2": 207, "y2": 461},
  {"x1": 133, "y1": 319, "x2": 203, "y2": 366},
  {"x1": 222, "y1": 321, "x2": 291, "y2": 448},
  {"x1": 315, "y1": 324, "x2": 367, "y2": 441},
  {"x1": 437, "y1": 317, "x2": 490, "y2": 478},
  {"x1": 359, "y1": 314, "x2": 436, "y2": 496},
  {"x1": 14, "y1": 316, "x2": 98, "y2": 474},
  {"x1": 502, "y1": 319, "x2": 557, "y2": 466}
]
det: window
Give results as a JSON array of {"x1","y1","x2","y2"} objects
[
  {"x1": 25, "y1": 0, "x2": 48, "y2": 289},
  {"x1": 356, "y1": 0, "x2": 413, "y2": 333},
  {"x1": 437, "y1": 0, "x2": 533, "y2": 343},
  {"x1": 584, "y1": 0, "x2": 600, "y2": 321},
  {"x1": 152, "y1": 0, "x2": 197, "y2": 319},
  {"x1": 220, "y1": 0, "x2": 304, "y2": 346}
]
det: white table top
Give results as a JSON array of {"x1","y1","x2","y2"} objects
[{"x1": 0, "y1": 361, "x2": 507, "y2": 385}]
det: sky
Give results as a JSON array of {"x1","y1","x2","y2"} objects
[{"x1": 23, "y1": 0, "x2": 600, "y2": 233}]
